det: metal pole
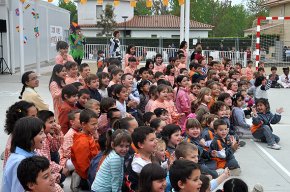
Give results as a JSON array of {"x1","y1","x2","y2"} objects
[
  {"x1": 35, "y1": 0, "x2": 40, "y2": 76},
  {"x1": 19, "y1": 1, "x2": 25, "y2": 77},
  {"x1": 180, "y1": 4, "x2": 184, "y2": 43},
  {"x1": 185, "y1": 0, "x2": 190, "y2": 52}
]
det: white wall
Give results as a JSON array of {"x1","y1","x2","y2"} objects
[
  {"x1": 0, "y1": 0, "x2": 70, "y2": 72},
  {"x1": 130, "y1": 29, "x2": 209, "y2": 38},
  {"x1": 0, "y1": 6, "x2": 9, "y2": 71},
  {"x1": 78, "y1": 0, "x2": 134, "y2": 25}
]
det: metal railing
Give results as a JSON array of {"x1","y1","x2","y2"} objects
[{"x1": 84, "y1": 44, "x2": 248, "y2": 66}]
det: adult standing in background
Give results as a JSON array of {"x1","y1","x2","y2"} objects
[
  {"x1": 109, "y1": 31, "x2": 122, "y2": 61},
  {"x1": 69, "y1": 24, "x2": 85, "y2": 66}
]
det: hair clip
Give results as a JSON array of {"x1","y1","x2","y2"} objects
[{"x1": 17, "y1": 109, "x2": 22, "y2": 113}]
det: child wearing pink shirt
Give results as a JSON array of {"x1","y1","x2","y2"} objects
[
  {"x1": 55, "y1": 41, "x2": 74, "y2": 65},
  {"x1": 178, "y1": 54, "x2": 187, "y2": 70},
  {"x1": 124, "y1": 57, "x2": 137, "y2": 75},
  {"x1": 165, "y1": 64, "x2": 176, "y2": 87},
  {"x1": 153, "y1": 54, "x2": 166, "y2": 74},
  {"x1": 65, "y1": 61, "x2": 80, "y2": 85},
  {"x1": 245, "y1": 60, "x2": 254, "y2": 81},
  {"x1": 175, "y1": 75, "x2": 191, "y2": 131}
]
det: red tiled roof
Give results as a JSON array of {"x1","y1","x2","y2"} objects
[{"x1": 79, "y1": 15, "x2": 214, "y2": 30}]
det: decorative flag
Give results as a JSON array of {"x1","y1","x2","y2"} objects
[
  {"x1": 130, "y1": 0, "x2": 136, "y2": 7},
  {"x1": 24, "y1": 36, "x2": 28, "y2": 44},
  {"x1": 72, "y1": 22, "x2": 78, "y2": 28},
  {"x1": 64, "y1": 0, "x2": 70, "y2": 3},
  {"x1": 34, "y1": 27, "x2": 40, "y2": 37},
  {"x1": 80, "y1": 0, "x2": 87, "y2": 4},
  {"x1": 163, "y1": 0, "x2": 169, "y2": 6},
  {"x1": 178, "y1": 0, "x2": 184, "y2": 5},
  {"x1": 146, "y1": 0, "x2": 152, "y2": 7},
  {"x1": 20, "y1": 0, "x2": 26, "y2": 3},
  {"x1": 48, "y1": 0, "x2": 53, "y2": 2},
  {"x1": 16, "y1": 26, "x2": 20, "y2": 32},
  {"x1": 97, "y1": 0, "x2": 103, "y2": 5},
  {"x1": 24, "y1": 4, "x2": 30, "y2": 9},
  {"x1": 31, "y1": 9, "x2": 39, "y2": 19},
  {"x1": 113, "y1": 0, "x2": 120, "y2": 6},
  {"x1": 15, "y1": 8, "x2": 20, "y2": 16}
]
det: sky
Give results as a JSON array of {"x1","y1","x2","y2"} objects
[{"x1": 49, "y1": 0, "x2": 248, "y2": 6}]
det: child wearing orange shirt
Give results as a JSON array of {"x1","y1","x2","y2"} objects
[{"x1": 71, "y1": 109, "x2": 99, "y2": 190}]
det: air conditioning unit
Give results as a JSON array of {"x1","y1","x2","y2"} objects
[{"x1": 0, "y1": 0, "x2": 6, "y2": 5}]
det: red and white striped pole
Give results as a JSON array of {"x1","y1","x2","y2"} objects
[{"x1": 255, "y1": 16, "x2": 290, "y2": 70}]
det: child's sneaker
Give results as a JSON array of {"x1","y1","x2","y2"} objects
[
  {"x1": 230, "y1": 168, "x2": 241, "y2": 176},
  {"x1": 267, "y1": 143, "x2": 281, "y2": 150}
]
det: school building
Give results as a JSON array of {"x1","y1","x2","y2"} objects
[{"x1": 0, "y1": 0, "x2": 70, "y2": 73}]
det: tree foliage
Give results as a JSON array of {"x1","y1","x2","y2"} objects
[
  {"x1": 134, "y1": 0, "x2": 169, "y2": 15},
  {"x1": 58, "y1": 0, "x2": 78, "y2": 23},
  {"x1": 96, "y1": 4, "x2": 117, "y2": 36}
]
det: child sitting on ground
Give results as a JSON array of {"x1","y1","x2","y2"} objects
[
  {"x1": 183, "y1": 119, "x2": 218, "y2": 179},
  {"x1": 71, "y1": 109, "x2": 99, "y2": 190},
  {"x1": 75, "y1": 89, "x2": 91, "y2": 110},
  {"x1": 59, "y1": 110, "x2": 81, "y2": 170},
  {"x1": 251, "y1": 98, "x2": 283, "y2": 150},
  {"x1": 124, "y1": 126, "x2": 157, "y2": 191},
  {"x1": 85, "y1": 74, "x2": 102, "y2": 102},
  {"x1": 58, "y1": 84, "x2": 78, "y2": 134},
  {"x1": 91, "y1": 130, "x2": 132, "y2": 192},
  {"x1": 210, "y1": 119, "x2": 240, "y2": 176}
]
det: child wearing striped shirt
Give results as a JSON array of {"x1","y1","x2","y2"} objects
[{"x1": 91, "y1": 129, "x2": 132, "y2": 192}]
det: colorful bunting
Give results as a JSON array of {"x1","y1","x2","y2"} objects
[
  {"x1": 113, "y1": 0, "x2": 120, "y2": 6},
  {"x1": 48, "y1": 0, "x2": 53, "y2": 2},
  {"x1": 146, "y1": 0, "x2": 152, "y2": 7},
  {"x1": 64, "y1": 0, "x2": 70, "y2": 3},
  {"x1": 20, "y1": 0, "x2": 26, "y2": 3},
  {"x1": 130, "y1": 0, "x2": 136, "y2": 7},
  {"x1": 80, "y1": 0, "x2": 87, "y2": 4},
  {"x1": 163, "y1": 0, "x2": 169, "y2": 6},
  {"x1": 15, "y1": 8, "x2": 20, "y2": 16},
  {"x1": 24, "y1": 4, "x2": 30, "y2": 10},
  {"x1": 178, "y1": 0, "x2": 185, "y2": 5}
]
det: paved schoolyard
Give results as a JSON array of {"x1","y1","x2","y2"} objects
[{"x1": 0, "y1": 68, "x2": 290, "y2": 191}]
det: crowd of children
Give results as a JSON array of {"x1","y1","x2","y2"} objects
[{"x1": 2, "y1": 40, "x2": 286, "y2": 192}]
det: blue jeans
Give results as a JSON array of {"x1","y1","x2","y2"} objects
[{"x1": 252, "y1": 125, "x2": 280, "y2": 145}]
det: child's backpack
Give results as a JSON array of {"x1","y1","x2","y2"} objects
[{"x1": 87, "y1": 151, "x2": 106, "y2": 185}]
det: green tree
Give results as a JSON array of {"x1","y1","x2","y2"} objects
[
  {"x1": 97, "y1": 4, "x2": 117, "y2": 36},
  {"x1": 247, "y1": 0, "x2": 269, "y2": 16},
  {"x1": 134, "y1": 0, "x2": 169, "y2": 15},
  {"x1": 58, "y1": 0, "x2": 78, "y2": 23}
]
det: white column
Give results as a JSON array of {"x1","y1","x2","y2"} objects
[
  {"x1": 8, "y1": 8, "x2": 15, "y2": 73},
  {"x1": 19, "y1": 1, "x2": 25, "y2": 77},
  {"x1": 180, "y1": 4, "x2": 185, "y2": 43},
  {"x1": 184, "y1": 0, "x2": 190, "y2": 51},
  {"x1": 35, "y1": 0, "x2": 40, "y2": 75}
]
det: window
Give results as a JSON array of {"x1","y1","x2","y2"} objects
[
  {"x1": 96, "y1": 5, "x2": 103, "y2": 20},
  {"x1": 151, "y1": 34, "x2": 157, "y2": 38}
]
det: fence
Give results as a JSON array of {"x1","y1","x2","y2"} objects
[{"x1": 84, "y1": 44, "x2": 248, "y2": 67}]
